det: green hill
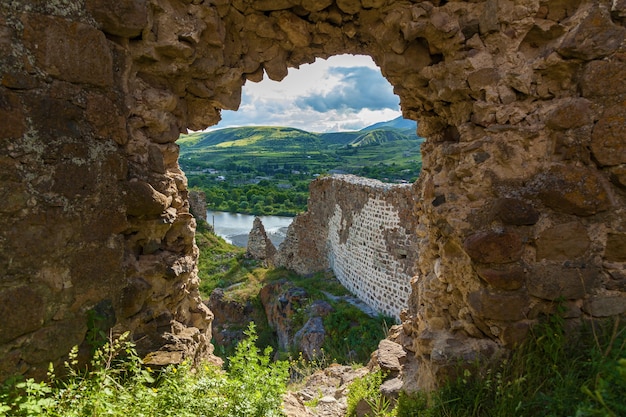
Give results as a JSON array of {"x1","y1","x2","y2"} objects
[{"x1": 177, "y1": 118, "x2": 423, "y2": 215}]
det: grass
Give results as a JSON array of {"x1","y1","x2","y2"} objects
[
  {"x1": 195, "y1": 221, "x2": 249, "y2": 297},
  {"x1": 195, "y1": 226, "x2": 394, "y2": 366},
  {"x1": 345, "y1": 311, "x2": 626, "y2": 417},
  {"x1": 0, "y1": 324, "x2": 289, "y2": 417}
]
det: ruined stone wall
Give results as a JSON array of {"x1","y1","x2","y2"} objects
[
  {"x1": 277, "y1": 175, "x2": 420, "y2": 319},
  {"x1": 1, "y1": 0, "x2": 625, "y2": 389}
]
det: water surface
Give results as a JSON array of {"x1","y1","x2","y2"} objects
[{"x1": 206, "y1": 210, "x2": 293, "y2": 248}]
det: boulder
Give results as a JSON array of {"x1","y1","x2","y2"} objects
[
  {"x1": 464, "y1": 230, "x2": 523, "y2": 264},
  {"x1": 295, "y1": 317, "x2": 326, "y2": 360}
]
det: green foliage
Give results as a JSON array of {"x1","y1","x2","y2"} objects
[
  {"x1": 576, "y1": 319, "x2": 626, "y2": 417},
  {"x1": 577, "y1": 358, "x2": 626, "y2": 417},
  {"x1": 0, "y1": 325, "x2": 289, "y2": 417},
  {"x1": 347, "y1": 371, "x2": 394, "y2": 417},
  {"x1": 179, "y1": 122, "x2": 423, "y2": 216},
  {"x1": 322, "y1": 304, "x2": 393, "y2": 364},
  {"x1": 195, "y1": 225, "x2": 248, "y2": 297},
  {"x1": 225, "y1": 323, "x2": 290, "y2": 416},
  {"x1": 394, "y1": 391, "x2": 431, "y2": 417},
  {"x1": 390, "y1": 315, "x2": 626, "y2": 417}
]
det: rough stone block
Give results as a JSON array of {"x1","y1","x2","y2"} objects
[
  {"x1": 124, "y1": 181, "x2": 171, "y2": 216},
  {"x1": 527, "y1": 264, "x2": 598, "y2": 300},
  {"x1": 464, "y1": 230, "x2": 523, "y2": 264},
  {"x1": 376, "y1": 339, "x2": 407, "y2": 372},
  {"x1": 51, "y1": 162, "x2": 100, "y2": 198},
  {"x1": 476, "y1": 265, "x2": 526, "y2": 291},
  {"x1": 605, "y1": 233, "x2": 626, "y2": 262},
  {"x1": 0, "y1": 89, "x2": 26, "y2": 139},
  {"x1": 0, "y1": 287, "x2": 45, "y2": 344},
  {"x1": 467, "y1": 289, "x2": 529, "y2": 321},
  {"x1": 500, "y1": 321, "x2": 531, "y2": 347},
  {"x1": 583, "y1": 295, "x2": 626, "y2": 317},
  {"x1": 591, "y1": 105, "x2": 626, "y2": 167},
  {"x1": 118, "y1": 278, "x2": 152, "y2": 319},
  {"x1": 301, "y1": 0, "x2": 334, "y2": 12},
  {"x1": 295, "y1": 317, "x2": 325, "y2": 360},
  {"x1": 22, "y1": 318, "x2": 87, "y2": 364},
  {"x1": 535, "y1": 164, "x2": 612, "y2": 216},
  {"x1": 558, "y1": 6, "x2": 626, "y2": 60},
  {"x1": 467, "y1": 68, "x2": 500, "y2": 92},
  {"x1": 22, "y1": 14, "x2": 113, "y2": 87},
  {"x1": 545, "y1": 98, "x2": 593, "y2": 130},
  {"x1": 25, "y1": 95, "x2": 83, "y2": 138},
  {"x1": 582, "y1": 60, "x2": 626, "y2": 97},
  {"x1": 493, "y1": 198, "x2": 539, "y2": 226},
  {"x1": 336, "y1": 0, "x2": 361, "y2": 14},
  {"x1": 609, "y1": 166, "x2": 626, "y2": 189},
  {"x1": 86, "y1": 0, "x2": 148, "y2": 38},
  {"x1": 86, "y1": 93, "x2": 128, "y2": 145},
  {"x1": 536, "y1": 222, "x2": 590, "y2": 261},
  {"x1": 276, "y1": 12, "x2": 311, "y2": 48}
]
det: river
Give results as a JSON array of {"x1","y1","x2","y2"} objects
[{"x1": 206, "y1": 210, "x2": 294, "y2": 248}]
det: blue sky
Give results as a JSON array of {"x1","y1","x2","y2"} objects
[{"x1": 210, "y1": 55, "x2": 402, "y2": 133}]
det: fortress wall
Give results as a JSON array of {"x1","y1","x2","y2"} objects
[{"x1": 278, "y1": 175, "x2": 419, "y2": 319}]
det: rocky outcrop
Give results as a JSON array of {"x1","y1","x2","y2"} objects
[
  {"x1": 1, "y1": 0, "x2": 625, "y2": 390},
  {"x1": 260, "y1": 281, "x2": 310, "y2": 351},
  {"x1": 205, "y1": 289, "x2": 254, "y2": 349},
  {"x1": 284, "y1": 365, "x2": 370, "y2": 417},
  {"x1": 246, "y1": 217, "x2": 278, "y2": 265}
]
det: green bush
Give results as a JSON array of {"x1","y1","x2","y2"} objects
[
  {"x1": 346, "y1": 371, "x2": 394, "y2": 417},
  {"x1": 392, "y1": 315, "x2": 626, "y2": 417},
  {"x1": 0, "y1": 324, "x2": 289, "y2": 417}
]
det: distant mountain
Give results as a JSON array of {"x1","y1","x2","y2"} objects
[
  {"x1": 178, "y1": 117, "x2": 423, "y2": 196},
  {"x1": 179, "y1": 126, "x2": 321, "y2": 150},
  {"x1": 360, "y1": 116, "x2": 417, "y2": 134},
  {"x1": 178, "y1": 118, "x2": 422, "y2": 153}
]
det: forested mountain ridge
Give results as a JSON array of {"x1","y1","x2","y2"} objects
[
  {"x1": 178, "y1": 116, "x2": 420, "y2": 150},
  {"x1": 177, "y1": 117, "x2": 423, "y2": 216}
]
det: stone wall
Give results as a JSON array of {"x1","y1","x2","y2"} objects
[
  {"x1": 277, "y1": 175, "x2": 419, "y2": 319},
  {"x1": 1, "y1": 0, "x2": 625, "y2": 389}
]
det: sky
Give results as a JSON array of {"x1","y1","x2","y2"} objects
[{"x1": 210, "y1": 54, "x2": 402, "y2": 133}]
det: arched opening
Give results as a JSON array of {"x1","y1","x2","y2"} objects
[
  {"x1": 179, "y1": 53, "x2": 422, "y2": 365},
  {"x1": 2, "y1": 2, "x2": 624, "y2": 406}
]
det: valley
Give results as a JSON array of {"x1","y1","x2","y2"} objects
[{"x1": 178, "y1": 117, "x2": 423, "y2": 216}]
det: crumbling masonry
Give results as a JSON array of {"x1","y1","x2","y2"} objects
[{"x1": 1, "y1": 0, "x2": 625, "y2": 390}]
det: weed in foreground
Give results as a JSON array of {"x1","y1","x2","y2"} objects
[
  {"x1": 0, "y1": 323, "x2": 289, "y2": 417},
  {"x1": 397, "y1": 315, "x2": 626, "y2": 417},
  {"x1": 344, "y1": 313, "x2": 625, "y2": 417}
]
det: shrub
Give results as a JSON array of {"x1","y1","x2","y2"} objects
[
  {"x1": 0, "y1": 323, "x2": 289, "y2": 417},
  {"x1": 346, "y1": 371, "x2": 394, "y2": 417},
  {"x1": 392, "y1": 315, "x2": 626, "y2": 417}
]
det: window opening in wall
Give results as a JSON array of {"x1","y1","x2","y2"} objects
[
  {"x1": 178, "y1": 54, "x2": 421, "y2": 366},
  {"x1": 180, "y1": 54, "x2": 424, "y2": 226}
]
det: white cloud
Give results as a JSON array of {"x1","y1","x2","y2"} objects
[{"x1": 209, "y1": 54, "x2": 402, "y2": 133}]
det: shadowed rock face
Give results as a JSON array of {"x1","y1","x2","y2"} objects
[{"x1": 1, "y1": 0, "x2": 625, "y2": 389}]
